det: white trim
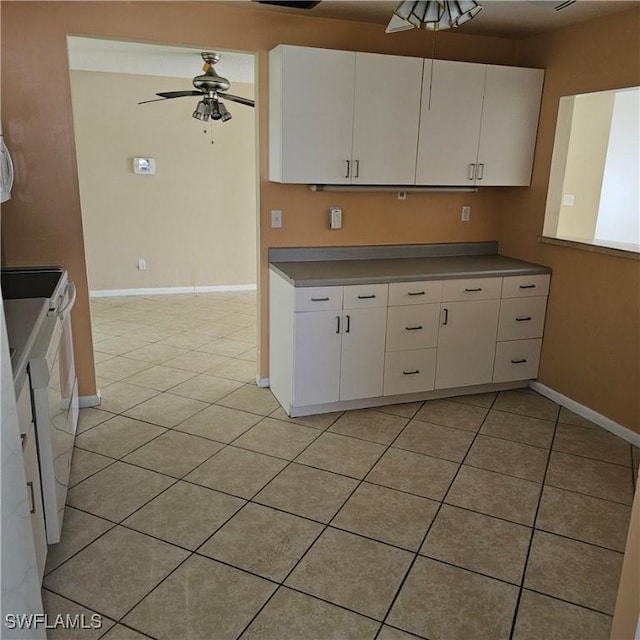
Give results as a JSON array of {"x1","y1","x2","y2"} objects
[
  {"x1": 286, "y1": 381, "x2": 527, "y2": 418},
  {"x1": 90, "y1": 284, "x2": 257, "y2": 298},
  {"x1": 79, "y1": 393, "x2": 102, "y2": 409},
  {"x1": 255, "y1": 376, "x2": 270, "y2": 388},
  {"x1": 529, "y1": 381, "x2": 640, "y2": 447}
]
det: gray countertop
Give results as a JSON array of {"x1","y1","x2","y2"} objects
[
  {"x1": 4, "y1": 297, "x2": 50, "y2": 391},
  {"x1": 270, "y1": 254, "x2": 551, "y2": 287}
]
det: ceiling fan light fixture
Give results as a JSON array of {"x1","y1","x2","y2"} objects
[
  {"x1": 386, "y1": 0, "x2": 482, "y2": 33},
  {"x1": 192, "y1": 99, "x2": 212, "y2": 121},
  {"x1": 218, "y1": 101, "x2": 233, "y2": 122}
]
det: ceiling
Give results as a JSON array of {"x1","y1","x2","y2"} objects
[{"x1": 235, "y1": 0, "x2": 638, "y2": 38}]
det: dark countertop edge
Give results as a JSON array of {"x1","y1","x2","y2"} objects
[
  {"x1": 268, "y1": 241, "x2": 499, "y2": 263},
  {"x1": 4, "y1": 298, "x2": 50, "y2": 393}
]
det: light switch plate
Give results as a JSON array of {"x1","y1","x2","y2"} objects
[{"x1": 330, "y1": 207, "x2": 342, "y2": 230}]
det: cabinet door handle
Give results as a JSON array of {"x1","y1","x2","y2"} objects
[
  {"x1": 464, "y1": 287, "x2": 482, "y2": 292},
  {"x1": 336, "y1": 316, "x2": 341, "y2": 334},
  {"x1": 511, "y1": 358, "x2": 527, "y2": 364},
  {"x1": 26, "y1": 481, "x2": 36, "y2": 515},
  {"x1": 403, "y1": 370, "x2": 420, "y2": 375},
  {"x1": 345, "y1": 314, "x2": 351, "y2": 333},
  {"x1": 468, "y1": 163, "x2": 476, "y2": 181},
  {"x1": 407, "y1": 291, "x2": 425, "y2": 296},
  {"x1": 515, "y1": 316, "x2": 532, "y2": 322},
  {"x1": 345, "y1": 160, "x2": 351, "y2": 178},
  {"x1": 519, "y1": 284, "x2": 536, "y2": 289},
  {"x1": 405, "y1": 325, "x2": 423, "y2": 331},
  {"x1": 311, "y1": 297, "x2": 329, "y2": 302},
  {"x1": 354, "y1": 160, "x2": 360, "y2": 178},
  {"x1": 477, "y1": 163, "x2": 485, "y2": 180},
  {"x1": 357, "y1": 294, "x2": 375, "y2": 299},
  {"x1": 442, "y1": 308, "x2": 449, "y2": 325}
]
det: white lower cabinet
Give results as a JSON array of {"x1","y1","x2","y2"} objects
[
  {"x1": 270, "y1": 270, "x2": 550, "y2": 415},
  {"x1": 435, "y1": 300, "x2": 501, "y2": 389}
]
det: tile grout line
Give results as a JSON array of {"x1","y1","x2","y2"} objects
[
  {"x1": 372, "y1": 394, "x2": 499, "y2": 639},
  {"x1": 507, "y1": 404, "x2": 560, "y2": 640}
]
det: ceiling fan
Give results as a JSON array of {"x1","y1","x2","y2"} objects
[{"x1": 138, "y1": 52, "x2": 255, "y2": 122}]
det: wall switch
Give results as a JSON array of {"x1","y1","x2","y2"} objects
[
  {"x1": 397, "y1": 191, "x2": 407, "y2": 201},
  {"x1": 461, "y1": 206, "x2": 471, "y2": 222},
  {"x1": 137, "y1": 259, "x2": 147, "y2": 271},
  {"x1": 330, "y1": 206, "x2": 342, "y2": 230},
  {"x1": 270, "y1": 209, "x2": 282, "y2": 228},
  {"x1": 562, "y1": 194, "x2": 575, "y2": 206}
]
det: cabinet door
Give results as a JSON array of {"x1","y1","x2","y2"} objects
[
  {"x1": 476, "y1": 65, "x2": 544, "y2": 186},
  {"x1": 270, "y1": 45, "x2": 355, "y2": 184},
  {"x1": 415, "y1": 59, "x2": 486, "y2": 185},
  {"x1": 340, "y1": 308, "x2": 386, "y2": 401},
  {"x1": 435, "y1": 300, "x2": 500, "y2": 389},
  {"x1": 351, "y1": 53, "x2": 423, "y2": 184},
  {"x1": 293, "y1": 310, "x2": 342, "y2": 406}
]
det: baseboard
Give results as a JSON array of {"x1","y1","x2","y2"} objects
[
  {"x1": 90, "y1": 284, "x2": 257, "y2": 298},
  {"x1": 79, "y1": 392, "x2": 102, "y2": 409},
  {"x1": 529, "y1": 381, "x2": 640, "y2": 447},
  {"x1": 255, "y1": 376, "x2": 270, "y2": 388}
]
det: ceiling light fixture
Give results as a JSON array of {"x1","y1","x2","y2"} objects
[{"x1": 386, "y1": 0, "x2": 483, "y2": 33}]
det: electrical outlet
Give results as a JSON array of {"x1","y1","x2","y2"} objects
[
  {"x1": 270, "y1": 209, "x2": 282, "y2": 228},
  {"x1": 330, "y1": 207, "x2": 342, "y2": 230},
  {"x1": 397, "y1": 191, "x2": 407, "y2": 201},
  {"x1": 461, "y1": 206, "x2": 471, "y2": 222},
  {"x1": 137, "y1": 259, "x2": 147, "y2": 271}
]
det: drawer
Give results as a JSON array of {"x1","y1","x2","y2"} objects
[
  {"x1": 497, "y1": 297, "x2": 548, "y2": 341},
  {"x1": 502, "y1": 274, "x2": 550, "y2": 298},
  {"x1": 386, "y1": 304, "x2": 440, "y2": 352},
  {"x1": 295, "y1": 286, "x2": 343, "y2": 312},
  {"x1": 343, "y1": 283, "x2": 388, "y2": 309},
  {"x1": 493, "y1": 339, "x2": 542, "y2": 383},
  {"x1": 384, "y1": 349, "x2": 436, "y2": 396},
  {"x1": 388, "y1": 280, "x2": 442, "y2": 306},
  {"x1": 441, "y1": 277, "x2": 502, "y2": 302}
]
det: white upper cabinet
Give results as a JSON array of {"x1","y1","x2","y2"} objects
[
  {"x1": 416, "y1": 61, "x2": 544, "y2": 186},
  {"x1": 351, "y1": 53, "x2": 423, "y2": 184},
  {"x1": 269, "y1": 44, "x2": 543, "y2": 187},
  {"x1": 269, "y1": 46, "x2": 355, "y2": 184},
  {"x1": 416, "y1": 60, "x2": 486, "y2": 186},
  {"x1": 476, "y1": 65, "x2": 545, "y2": 186},
  {"x1": 269, "y1": 45, "x2": 423, "y2": 184}
]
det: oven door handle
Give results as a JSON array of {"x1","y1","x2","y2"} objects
[{"x1": 59, "y1": 281, "x2": 77, "y2": 317}]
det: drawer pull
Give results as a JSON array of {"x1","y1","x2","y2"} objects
[
  {"x1": 519, "y1": 284, "x2": 536, "y2": 289},
  {"x1": 464, "y1": 287, "x2": 482, "y2": 292},
  {"x1": 345, "y1": 314, "x2": 351, "y2": 333},
  {"x1": 357, "y1": 294, "x2": 376, "y2": 299},
  {"x1": 405, "y1": 325, "x2": 423, "y2": 331},
  {"x1": 27, "y1": 481, "x2": 36, "y2": 515},
  {"x1": 515, "y1": 316, "x2": 532, "y2": 322},
  {"x1": 336, "y1": 316, "x2": 341, "y2": 334},
  {"x1": 511, "y1": 358, "x2": 528, "y2": 364},
  {"x1": 403, "y1": 370, "x2": 420, "y2": 375},
  {"x1": 310, "y1": 297, "x2": 330, "y2": 302},
  {"x1": 442, "y1": 308, "x2": 449, "y2": 325},
  {"x1": 407, "y1": 291, "x2": 426, "y2": 296}
]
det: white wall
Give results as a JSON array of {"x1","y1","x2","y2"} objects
[
  {"x1": 595, "y1": 87, "x2": 640, "y2": 247},
  {"x1": 70, "y1": 70, "x2": 257, "y2": 292}
]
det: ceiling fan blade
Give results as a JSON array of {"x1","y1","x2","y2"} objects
[
  {"x1": 218, "y1": 92, "x2": 255, "y2": 107},
  {"x1": 156, "y1": 90, "x2": 202, "y2": 99}
]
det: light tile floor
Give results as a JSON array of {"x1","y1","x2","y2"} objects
[{"x1": 43, "y1": 292, "x2": 639, "y2": 640}]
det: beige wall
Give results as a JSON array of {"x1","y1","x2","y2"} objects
[
  {"x1": 500, "y1": 8, "x2": 640, "y2": 433},
  {"x1": 556, "y1": 92, "x2": 614, "y2": 240},
  {"x1": 1, "y1": 1, "x2": 519, "y2": 398},
  {"x1": 70, "y1": 70, "x2": 256, "y2": 291}
]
